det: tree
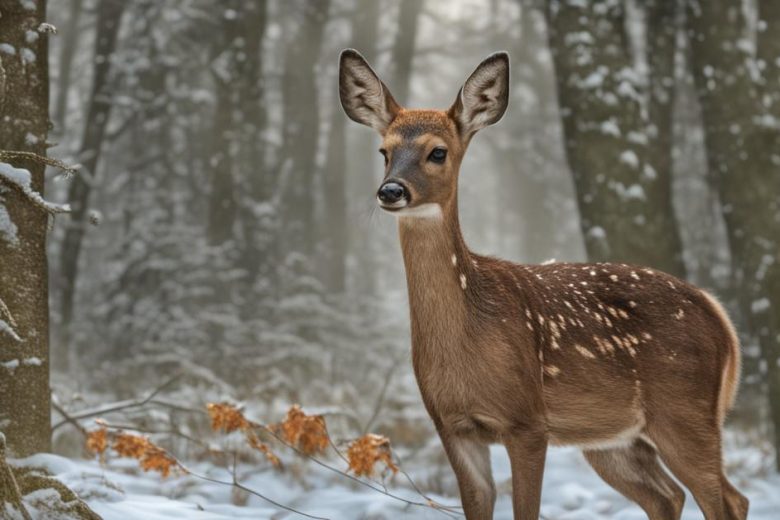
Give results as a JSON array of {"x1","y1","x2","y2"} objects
[
  {"x1": 546, "y1": 0, "x2": 686, "y2": 277},
  {"x1": 0, "y1": 0, "x2": 53, "y2": 455},
  {"x1": 58, "y1": 0, "x2": 124, "y2": 369},
  {"x1": 686, "y1": 0, "x2": 780, "y2": 468},
  {"x1": 280, "y1": 0, "x2": 330, "y2": 260}
]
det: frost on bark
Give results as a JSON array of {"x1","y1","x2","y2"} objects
[
  {"x1": 546, "y1": 0, "x2": 685, "y2": 277},
  {"x1": 687, "y1": 0, "x2": 780, "y2": 468},
  {"x1": 0, "y1": 0, "x2": 52, "y2": 455}
]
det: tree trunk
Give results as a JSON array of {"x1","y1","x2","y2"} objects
[
  {"x1": 0, "y1": 0, "x2": 52, "y2": 456},
  {"x1": 58, "y1": 0, "x2": 124, "y2": 370},
  {"x1": 346, "y1": 0, "x2": 382, "y2": 297},
  {"x1": 280, "y1": 0, "x2": 330, "y2": 260},
  {"x1": 52, "y1": 0, "x2": 83, "y2": 132},
  {"x1": 390, "y1": 0, "x2": 424, "y2": 105},
  {"x1": 546, "y1": 0, "x2": 686, "y2": 277},
  {"x1": 686, "y1": 0, "x2": 780, "y2": 468}
]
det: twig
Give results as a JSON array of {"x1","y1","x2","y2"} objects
[
  {"x1": 0, "y1": 150, "x2": 80, "y2": 177},
  {"x1": 179, "y1": 464, "x2": 331, "y2": 520},
  {"x1": 362, "y1": 359, "x2": 400, "y2": 434},
  {"x1": 51, "y1": 372, "x2": 183, "y2": 431},
  {"x1": 51, "y1": 396, "x2": 89, "y2": 438},
  {"x1": 257, "y1": 424, "x2": 461, "y2": 518}
]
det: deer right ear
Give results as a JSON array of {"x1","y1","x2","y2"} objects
[{"x1": 339, "y1": 49, "x2": 400, "y2": 134}]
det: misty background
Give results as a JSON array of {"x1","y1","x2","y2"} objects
[{"x1": 1, "y1": 0, "x2": 778, "y2": 515}]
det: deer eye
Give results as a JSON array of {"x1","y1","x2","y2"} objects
[
  {"x1": 379, "y1": 148, "x2": 388, "y2": 165},
  {"x1": 428, "y1": 147, "x2": 447, "y2": 164}
]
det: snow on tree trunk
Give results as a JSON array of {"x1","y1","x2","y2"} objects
[
  {"x1": 545, "y1": 0, "x2": 686, "y2": 277},
  {"x1": 0, "y1": 0, "x2": 52, "y2": 456},
  {"x1": 686, "y1": 0, "x2": 780, "y2": 469}
]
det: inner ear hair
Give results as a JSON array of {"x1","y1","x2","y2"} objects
[
  {"x1": 339, "y1": 49, "x2": 400, "y2": 134},
  {"x1": 449, "y1": 52, "x2": 510, "y2": 137}
]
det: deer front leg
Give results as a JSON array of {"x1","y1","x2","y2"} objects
[
  {"x1": 440, "y1": 432, "x2": 496, "y2": 520},
  {"x1": 504, "y1": 429, "x2": 547, "y2": 520}
]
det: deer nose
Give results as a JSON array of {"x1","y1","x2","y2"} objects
[{"x1": 377, "y1": 182, "x2": 407, "y2": 205}]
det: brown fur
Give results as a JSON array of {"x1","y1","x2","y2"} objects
[{"x1": 339, "y1": 49, "x2": 748, "y2": 520}]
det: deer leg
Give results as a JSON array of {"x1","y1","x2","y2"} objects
[
  {"x1": 647, "y1": 419, "x2": 728, "y2": 520},
  {"x1": 504, "y1": 430, "x2": 547, "y2": 520},
  {"x1": 440, "y1": 434, "x2": 496, "y2": 520},
  {"x1": 583, "y1": 438, "x2": 685, "y2": 520},
  {"x1": 721, "y1": 473, "x2": 749, "y2": 520}
]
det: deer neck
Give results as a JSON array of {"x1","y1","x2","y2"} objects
[{"x1": 397, "y1": 201, "x2": 472, "y2": 347}]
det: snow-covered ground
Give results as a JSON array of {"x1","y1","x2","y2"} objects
[{"x1": 14, "y1": 443, "x2": 780, "y2": 519}]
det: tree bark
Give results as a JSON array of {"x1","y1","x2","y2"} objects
[
  {"x1": 0, "y1": 0, "x2": 52, "y2": 456},
  {"x1": 686, "y1": 0, "x2": 780, "y2": 468},
  {"x1": 546, "y1": 0, "x2": 686, "y2": 277},
  {"x1": 58, "y1": 0, "x2": 124, "y2": 370}
]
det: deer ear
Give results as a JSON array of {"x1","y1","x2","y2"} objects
[
  {"x1": 448, "y1": 52, "x2": 509, "y2": 137},
  {"x1": 339, "y1": 49, "x2": 400, "y2": 134}
]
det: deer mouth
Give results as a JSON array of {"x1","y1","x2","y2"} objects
[{"x1": 377, "y1": 197, "x2": 409, "y2": 211}]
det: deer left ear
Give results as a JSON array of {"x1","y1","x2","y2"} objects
[{"x1": 448, "y1": 52, "x2": 510, "y2": 138}]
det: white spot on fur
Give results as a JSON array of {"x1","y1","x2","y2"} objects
[
  {"x1": 459, "y1": 273, "x2": 467, "y2": 290},
  {"x1": 544, "y1": 365, "x2": 561, "y2": 377},
  {"x1": 630, "y1": 271, "x2": 640, "y2": 280},
  {"x1": 609, "y1": 274, "x2": 619, "y2": 282},
  {"x1": 675, "y1": 308, "x2": 685, "y2": 320},
  {"x1": 629, "y1": 301, "x2": 637, "y2": 308},
  {"x1": 451, "y1": 254, "x2": 457, "y2": 266},
  {"x1": 541, "y1": 258, "x2": 557, "y2": 265},
  {"x1": 575, "y1": 344, "x2": 596, "y2": 359}
]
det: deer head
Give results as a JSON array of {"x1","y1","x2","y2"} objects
[{"x1": 339, "y1": 49, "x2": 509, "y2": 219}]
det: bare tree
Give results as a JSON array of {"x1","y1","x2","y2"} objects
[
  {"x1": 546, "y1": 0, "x2": 686, "y2": 277},
  {"x1": 58, "y1": 0, "x2": 125, "y2": 369},
  {"x1": 52, "y1": 0, "x2": 84, "y2": 131},
  {"x1": 0, "y1": 0, "x2": 52, "y2": 455},
  {"x1": 686, "y1": 0, "x2": 780, "y2": 468}
]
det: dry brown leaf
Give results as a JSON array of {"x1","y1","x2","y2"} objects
[
  {"x1": 207, "y1": 402, "x2": 250, "y2": 433},
  {"x1": 275, "y1": 405, "x2": 329, "y2": 455},
  {"x1": 86, "y1": 426, "x2": 108, "y2": 455},
  {"x1": 347, "y1": 434, "x2": 399, "y2": 477}
]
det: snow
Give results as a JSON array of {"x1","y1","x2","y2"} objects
[
  {"x1": 0, "y1": 200, "x2": 19, "y2": 246},
  {"x1": 752, "y1": 298, "x2": 770, "y2": 313},
  {"x1": 619, "y1": 150, "x2": 639, "y2": 169},
  {"x1": 12, "y1": 443, "x2": 780, "y2": 519},
  {"x1": 0, "y1": 162, "x2": 71, "y2": 214},
  {"x1": 1, "y1": 359, "x2": 20, "y2": 372}
]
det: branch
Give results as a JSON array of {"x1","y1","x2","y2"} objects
[
  {"x1": 51, "y1": 372, "x2": 183, "y2": 431},
  {"x1": 0, "y1": 160, "x2": 71, "y2": 215},
  {"x1": 0, "y1": 150, "x2": 80, "y2": 178}
]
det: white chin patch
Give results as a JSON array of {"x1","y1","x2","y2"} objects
[
  {"x1": 395, "y1": 203, "x2": 443, "y2": 219},
  {"x1": 377, "y1": 196, "x2": 408, "y2": 210}
]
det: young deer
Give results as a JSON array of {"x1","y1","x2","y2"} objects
[{"x1": 339, "y1": 49, "x2": 748, "y2": 520}]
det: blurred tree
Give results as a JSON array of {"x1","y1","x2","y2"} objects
[
  {"x1": 52, "y1": 0, "x2": 83, "y2": 132},
  {"x1": 345, "y1": 0, "x2": 382, "y2": 297},
  {"x1": 687, "y1": 0, "x2": 780, "y2": 468},
  {"x1": 0, "y1": 0, "x2": 52, "y2": 455},
  {"x1": 546, "y1": 0, "x2": 686, "y2": 277},
  {"x1": 390, "y1": 0, "x2": 424, "y2": 105},
  {"x1": 281, "y1": 0, "x2": 330, "y2": 260},
  {"x1": 59, "y1": 0, "x2": 125, "y2": 370}
]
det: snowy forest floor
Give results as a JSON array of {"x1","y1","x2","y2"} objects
[{"x1": 13, "y1": 437, "x2": 780, "y2": 520}]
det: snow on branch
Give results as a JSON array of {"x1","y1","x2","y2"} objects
[{"x1": 0, "y1": 161, "x2": 71, "y2": 216}]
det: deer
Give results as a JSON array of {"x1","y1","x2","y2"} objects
[{"x1": 338, "y1": 49, "x2": 748, "y2": 520}]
